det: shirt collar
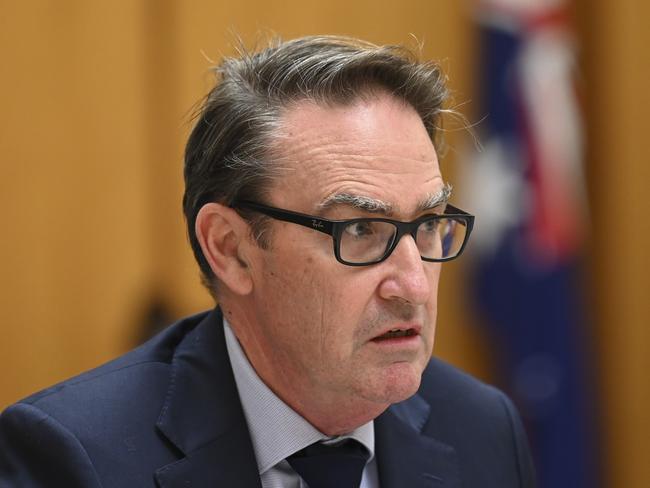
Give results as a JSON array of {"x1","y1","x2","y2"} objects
[{"x1": 223, "y1": 320, "x2": 375, "y2": 475}]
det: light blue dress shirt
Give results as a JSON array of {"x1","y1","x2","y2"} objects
[{"x1": 224, "y1": 321, "x2": 380, "y2": 488}]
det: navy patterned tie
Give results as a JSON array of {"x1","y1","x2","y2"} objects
[{"x1": 287, "y1": 439, "x2": 370, "y2": 488}]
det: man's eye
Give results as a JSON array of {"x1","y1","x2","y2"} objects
[
  {"x1": 345, "y1": 222, "x2": 375, "y2": 238},
  {"x1": 421, "y1": 219, "x2": 440, "y2": 233}
]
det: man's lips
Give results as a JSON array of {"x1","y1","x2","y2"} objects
[{"x1": 371, "y1": 324, "x2": 422, "y2": 342}]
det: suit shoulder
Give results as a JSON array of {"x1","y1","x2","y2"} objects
[
  {"x1": 1, "y1": 311, "x2": 215, "y2": 487},
  {"x1": 418, "y1": 357, "x2": 525, "y2": 443},
  {"x1": 420, "y1": 356, "x2": 509, "y2": 411},
  {"x1": 417, "y1": 357, "x2": 535, "y2": 486},
  {"x1": 10, "y1": 311, "x2": 209, "y2": 419}
]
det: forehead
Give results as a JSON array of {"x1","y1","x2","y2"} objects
[{"x1": 268, "y1": 92, "x2": 444, "y2": 216}]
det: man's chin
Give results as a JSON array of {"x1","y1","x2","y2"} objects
[{"x1": 368, "y1": 361, "x2": 424, "y2": 405}]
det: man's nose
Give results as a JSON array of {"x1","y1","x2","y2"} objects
[{"x1": 377, "y1": 234, "x2": 433, "y2": 305}]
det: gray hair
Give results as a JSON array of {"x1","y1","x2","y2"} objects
[{"x1": 183, "y1": 35, "x2": 452, "y2": 294}]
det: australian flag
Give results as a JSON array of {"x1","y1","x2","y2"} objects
[{"x1": 461, "y1": 1, "x2": 599, "y2": 486}]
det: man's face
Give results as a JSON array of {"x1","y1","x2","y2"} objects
[{"x1": 239, "y1": 92, "x2": 445, "y2": 427}]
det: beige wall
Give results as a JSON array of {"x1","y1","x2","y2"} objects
[
  {"x1": 579, "y1": 1, "x2": 650, "y2": 486},
  {"x1": 0, "y1": 1, "x2": 647, "y2": 486},
  {"x1": 0, "y1": 1, "x2": 154, "y2": 397}
]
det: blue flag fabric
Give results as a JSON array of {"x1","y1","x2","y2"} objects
[{"x1": 463, "y1": 3, "x2": 599, "y2": 487}]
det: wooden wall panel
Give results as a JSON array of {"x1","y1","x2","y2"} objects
[
  {"x1": 0, "y1": 1, "x2": 153, "y2": 404},
  {"x1": 581, "y1": 0, "x2": 650, "y2": 486}
]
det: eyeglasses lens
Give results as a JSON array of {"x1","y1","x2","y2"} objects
[
  {"x1": 339, "y1": 218, "x2": 468, "y2": 264},
  {"x1": 417, "y1": 218, "x2": 467, "y2": 260},
  {"x1": 339, "y1": 221, "x2": 397, "y2": 264}
]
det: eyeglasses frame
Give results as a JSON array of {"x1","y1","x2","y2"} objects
[{"x1": 233, "y1": 200, "x2": 475, "y2": 266}]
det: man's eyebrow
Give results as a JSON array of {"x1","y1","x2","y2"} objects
[
  {"x1": 318, "y1": 183, "x2": 453, "y2": 217},
  {"x1": 416, "y1": 183, "x2": 453, "y2": 213},
  {"x1": 318, "y1": 194, "x2": 394, "y2": 215}
]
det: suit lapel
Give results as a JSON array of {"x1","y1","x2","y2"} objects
[
  {"x1": 375, "y1": 393, "x2": 461, "y2": 488},
  {"x1": 154, "y1": 309, "x2": 262, "y2": 488}
]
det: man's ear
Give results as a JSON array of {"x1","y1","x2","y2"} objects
[{"x1": 195, "y1": 203, "x2": 254, "y2": 296}]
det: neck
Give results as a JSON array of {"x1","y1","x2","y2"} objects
[
  {"x1": 289, "y1": 395, "x2": 388, "y2": 436},
  {"x1": 220, "y1": 298, "x2": 389, "y2": 436}
]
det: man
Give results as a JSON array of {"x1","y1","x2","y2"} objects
[{"x1": 0, "y1": 36, "x2": 535, "y2": 487}]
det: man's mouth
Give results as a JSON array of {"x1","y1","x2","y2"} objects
[{"x1": 373, "y1": 328, "x2": 418, "y2": 341}]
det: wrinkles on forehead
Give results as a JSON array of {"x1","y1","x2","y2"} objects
[
  {"x1": 319, "y1": 183, "x2": 452, "y2": 218},
  {"x1": 265, "y1": 92, "x2": 444, "y2": 216}
]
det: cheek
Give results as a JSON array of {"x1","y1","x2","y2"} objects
[
  {"x1": 255, "y1": 253, "x2": 330, "y2": 331},
  {"x1": 279, "y1": 266, "x2": 367, "y2": 358},
  {"x1": 428, "y1": 265, "x2": 442, "y2": 309}
]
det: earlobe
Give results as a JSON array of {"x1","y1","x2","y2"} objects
[{"x1": 195, "y1": 203, "x2": 253, "y2": 296}]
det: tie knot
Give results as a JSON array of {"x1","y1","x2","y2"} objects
[{"x1": 287, "y1": 439, "x2": 370, "y2": 488}]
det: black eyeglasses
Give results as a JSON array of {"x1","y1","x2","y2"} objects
[{"x1": 234, "y1": 200, "x2": 474, "y2": 266}]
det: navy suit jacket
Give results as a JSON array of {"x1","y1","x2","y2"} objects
[{"x1": 0, "y1": 309, "x2": 535, "y2": 487}]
